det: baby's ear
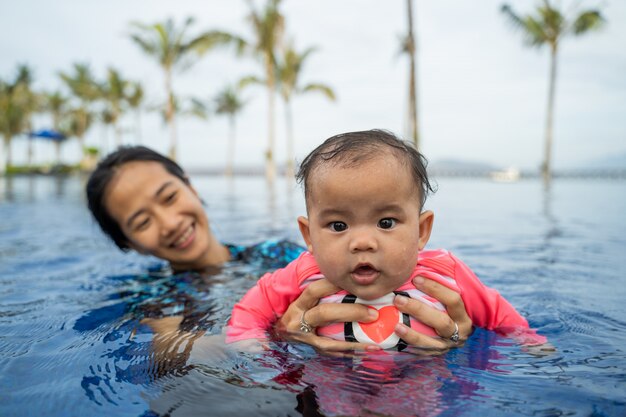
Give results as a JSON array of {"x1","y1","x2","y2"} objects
[
  {"x1": 418, "y1": 211, "x2": 434, "y2": 250},
  {"x1": 297, "y1": 216, "x2": 314, "y2": 253}
]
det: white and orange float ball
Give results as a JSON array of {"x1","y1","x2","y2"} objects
[{"x1": 308, "y1": 276, "x2": 449, "y2": 350}]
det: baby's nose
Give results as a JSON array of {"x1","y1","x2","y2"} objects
[{"x1": 349, "y1": 229, "x2": 378, "y2": 252}]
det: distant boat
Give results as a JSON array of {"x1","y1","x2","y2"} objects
[{"x1": 490, "y1": 167, "x2": 521, "y2": 182}]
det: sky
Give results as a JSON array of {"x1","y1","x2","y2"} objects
[{"x1": 1, "y1": 0, "x2": 625, "y2": 171}]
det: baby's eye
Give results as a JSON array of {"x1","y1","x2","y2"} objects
[
  {"x1": 378, "y1": 218, "x2": 396, "y2": 229},
  {"x1": 329, "y1": 221, "x2": 348, "y2": 232}
]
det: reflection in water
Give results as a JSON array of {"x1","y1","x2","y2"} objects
[
  {"x1": 2, "y1": 175, "x2": 15, "y2": 201},
  {"x1": 285, "y1": 175, "x2": 297, "y2": 225},
  {"x1": 266, "y1": 178, "x2": 277, "y2": 231},
  {"x1": 4, "y1": 176, "x2": 625, "y2": 416},
  {"x1": 143, "y1": 331, "x2": 519, "y2": 417},
  {"x1": 1, "y1": 174, "x2": 70, "y2": 202},
  {"x1": 538, "y1": 182, "x2": 562, "y2": 266},
  {"x1": 54, "y1": 175, "x2": 67, "y2": 198}
]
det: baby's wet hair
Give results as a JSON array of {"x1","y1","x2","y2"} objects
[
  {"x1": 296, "y1": 129, "x2": 436, "y2": 209},
  {"x1": 86, "y1": 146, "x2": 189, "y2": 250}
]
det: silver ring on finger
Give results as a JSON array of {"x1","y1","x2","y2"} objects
[
  {"x1": 299, "y1": 310, "x2": 314, "y2": 333},
  {"x1": 448, "y1": 321, "x2": 460, "y2": 344}
]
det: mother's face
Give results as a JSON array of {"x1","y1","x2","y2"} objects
[{"x1": 103, "y1": 161, "x2": 215, "y2": 270}]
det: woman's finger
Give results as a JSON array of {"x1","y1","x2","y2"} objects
[
  {"x1": 413, "y1": 276, "x2": 474, "y2": 340},
  {"x1": 393, "y1": 294, "x2": 458, "y2": 339},
  {"x1": 291, "y1": 279, "x2": 342, "y2": 311},
  {"x1": 302, "y1": 302, "x2": 378, "y2": 329},
  {"x1": 287, "y1": 331, "x2": 380, "y2": 354},
  {"x1": 394, "y1": 322, "x2": 462, "y2": 352},
  {"x1": 275, "y1": 278, "x2": 382, "y2": 353},
  {"x1": 274, "y1": 279, "x2": 340, "y2": 334}
]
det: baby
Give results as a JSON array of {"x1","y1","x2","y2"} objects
[{"x1": 227, "y1": 129, "x2": 545, "y2": 350}]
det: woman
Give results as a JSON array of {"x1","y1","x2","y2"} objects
[{"x1": 86, "y1": 146, "x2": 474, "y2": 351}]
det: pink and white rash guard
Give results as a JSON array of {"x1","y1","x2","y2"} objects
[{"x1": 227, "y1": 249, "x2": 546, "y2": 346}]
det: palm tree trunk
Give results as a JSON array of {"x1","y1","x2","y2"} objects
[
  {"x1": 54, "y1": 141, "x2": 61, "y2": 165},
  {"x1": 285, "y1": 98, "x2": 295, "y2": 179},
  {"x1": 79, "y1": 109, "x2": 88, "y2": 158},
  {"x1": 543, "y1": 43, "x2": 558, "y2": 184},
  {"x1": 135, "y1": 110, "x2": 142, "y2": 144},
  {"x1": 266, "y1": 56, "x2": 276, "y2": 182},
  {"x1": 77, "y1": 134, "x2": 85, "y2": 165},
  {"x1": 114, "y1": 120, "x2": 122, "y2": 148},
  {"x1": 226, "y1": 115, "x2": 236, "y2": 176},
  {"x1": 1, "y1": 135, "x2": 10, "y2": 174},
  {"x1": 100, "y1": 122, "x2": 109, "y2": 156},
  {"x1": 7, "y1": 138, "x2": 12, "y2": 168},
  {"x1": 407, "y1": 0, "x2": 419, "y2": 149},
  {"x1": 165, "y1": 67, "x2": 177, "y2": 160},
  {"x1": 27, "y1": 136, "x2": 34, "y2": 168}
]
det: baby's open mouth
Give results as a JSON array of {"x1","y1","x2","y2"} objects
[
  {"x1": 351, "y1": 263, "x2": 380, "y2": 285},
  {"x1": 352, "y1": 264, "x2": 378, "y2": 275}
]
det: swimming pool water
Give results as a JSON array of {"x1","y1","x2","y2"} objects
[{"x1": 1, "y1": 175, "x2": 625, "y2": 416}]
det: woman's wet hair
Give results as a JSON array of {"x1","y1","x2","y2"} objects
[
  {"x1": 86, "y1": 146, "x2": 189, "y2": 250},
  {"x1": 296, "y1": 129, "x2": 436, "y2": 209}
]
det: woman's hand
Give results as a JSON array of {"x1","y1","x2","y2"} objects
[
  {"x1": 393, "y1": 276, "x2": 474, "y2": 352},
  {"x1": 274, "y1": 279, "x2": 383, "y2": 353},
  {"x1": 275, "y1": 276, "x2": 475, "y2": 354}
]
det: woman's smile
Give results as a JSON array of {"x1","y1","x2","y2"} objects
[{"x1": 170, "y1": 223, "x2": 196, "y2": 249}]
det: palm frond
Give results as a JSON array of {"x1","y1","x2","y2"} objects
[
  {"x1": 501, "y1": 4, "x2": 552, "y2": 48},
  {"x1": 187, "y1": 31, "x2": 245, "y2": 56},
  {"x1": 572, "y1": 10, "x2": 604, "y2": 35},
  {"x1": 301, "y1": 83, "x2": 336, "y2": 101},
  {"x1": 187, "y1": 97, "x2": 209, "y2": 120},
  {"x1": 214, "y1": 86, "x2": 246, "y2": 116},
  {"x1": 238, "y1": 75, "x2": 265, "y2": 90}
]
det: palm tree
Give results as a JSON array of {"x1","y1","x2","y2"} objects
[
  {"x1": 501, "y1": 1, "x2": 604, "y2": 183},
  {"x1": 43, "y1": 91, "x2": 69, "y2": 164},
  {"x1": 0, "y1": 80, "x2": 22, "y2": 173},
  {"x1": 244, "y1": 0, "x2": 285, "y2": 181},
  {"x1": 59, "y1": 63, "x2": 99, "y2": 159},
  {"x1": 14, "y1": 65, "x2": 39, "y2": 167},
  {"x1": 100, "y1": 67, "x2": 132, "y2": 147},
  {"x1": 127, "y1": 82, "x2": 144, "y2": 144},
  {"x1": 129, "y1": 17, "x2": 238, "y2": 160},
  {"x1": 0, "y1": 66, "x2": 39, "y2": 173},
  {"x1": 60, "y1": 107, "x2": 93, "y2": 153},
  {"x1": 214, "y1": 86, "x2": 247, "y2": 176},
  {"x1": 403, "y1": 0, "x2": 419, "y2": 149},
  {"x1": 276, "y1": 43, "x2": 336, "y2": 178}
]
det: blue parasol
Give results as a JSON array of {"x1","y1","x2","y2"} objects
[{"x1": 28, "y1": 129, "x2": 66, "y2": 141}]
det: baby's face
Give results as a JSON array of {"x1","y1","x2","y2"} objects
[{"x1": 298, "y1": 152, "x2": 433, "y2": 300}]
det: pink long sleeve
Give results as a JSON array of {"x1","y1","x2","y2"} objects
[
  {"x1": 226, "y1": 252, "x2": 317, "y2": 342},
  {"x1": 417, "y1": 250, "x2": 546, "y2": 345}
]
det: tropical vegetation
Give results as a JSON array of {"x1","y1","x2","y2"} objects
[
  {"x1": 501, "y1": 0, "x2": 604, "y2": 183},
  {"x1": 0, "y1": 1, "x2": 609, "y2": 179},
  {"x1": 214, "y1": 86, "x2": 247, "y2": 176},
  {"x1": 129, "y1": 17, "x2": 238, "y2": 161},
  {"x1": 0, "y1": 65, "x2": 39, "y2": 174},
  {"x1": 237, "y1": 0, "x2": 285, "y2": 181},
  {"x1": 276, "y1": 43, "x2": 335, "y2": 178},
  {"x1": 402, "y1": 0, "x2": 419, "y2": 149}
]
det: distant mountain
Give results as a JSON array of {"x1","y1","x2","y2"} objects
[{"x1": 574, "y1": 152, "x2": 626, "y2": 169}]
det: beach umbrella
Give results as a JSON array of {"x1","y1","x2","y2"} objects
[
  {"x1": 27, "y1": 129, "x2": 67, "y2": 164},
  {"x1": 28, "y1": 129, "x2": 66, "y2": 141}
]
